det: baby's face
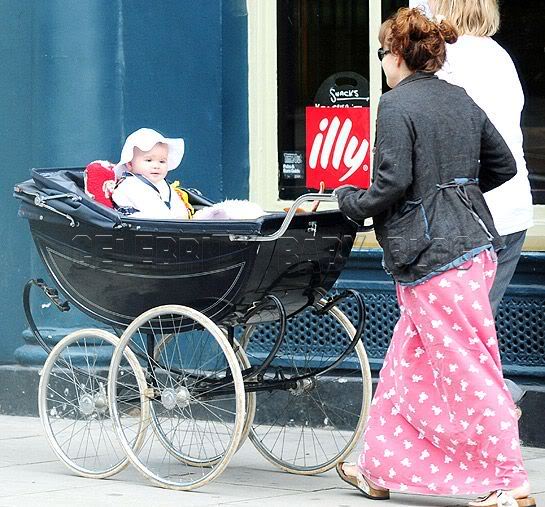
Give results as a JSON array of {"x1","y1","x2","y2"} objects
[{"x1": 128, "y1": 142, "x2": 169, "y2": 184}]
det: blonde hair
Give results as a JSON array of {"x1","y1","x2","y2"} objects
[{"x1": 431, "y1": 0, "x2": 500, "y2": 36}]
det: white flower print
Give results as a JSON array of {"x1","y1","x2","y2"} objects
[
  {"x1": 428, "y1": 293, "x2": 437, "y2": 304},
  {"x1": 442, "y1": 305, "x2": 453, "y2": 315},
  {"x1": 405, "y1": 325, "x2": 417, "y2": 337},
  {"x1": 457, "y1": 347, "x2": 469, "y2": 357},
  {"x1": 496, "y1": 453, "x2": 507, "y2": 463},
  {"x1": 401, "y1": 457, "x2": 412, "y2": 467},
  {"x1": 469, "y1": 280, "x2": 480, "y2": 291}
]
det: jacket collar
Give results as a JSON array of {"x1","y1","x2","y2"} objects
[{"x1": 396, "y1": 71, "x2": 437, "y2": 88}]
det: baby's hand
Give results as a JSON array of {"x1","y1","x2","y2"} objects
[{"x1": 102, "y1": 179, "x2": 116, "y2": 197}]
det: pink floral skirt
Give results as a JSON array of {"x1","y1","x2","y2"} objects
[{"x1": 358, "y1": 249, "x2": 528, "y2": 496}]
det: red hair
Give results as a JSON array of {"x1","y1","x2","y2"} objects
[{"x1": 379, "y1": 8, "x2": 458, "y2": 73}]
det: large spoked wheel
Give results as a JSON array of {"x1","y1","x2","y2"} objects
[
  {"x1": 232, "y1": 338, "x2": 257, "y2": 449},
  {"x1": 38, "y1": 328, "x2": 147, "y2": 478},
  {"x1": 239, "y1": 300, "x2": 372, "y2": 475},
  {"x1": 152, "y1": 335, "x2": 255, "y2": 463},
  {"x1": 108, "y1": 305, "x2": 245, "y2": 491}
]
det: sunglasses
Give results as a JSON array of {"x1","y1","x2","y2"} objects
[{"x1": 377, "y1": 48, "x2": 391, "y2": 61}]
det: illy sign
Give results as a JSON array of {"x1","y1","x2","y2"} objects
[{"x1": 305, "y1": 106, "x2": 371, "y2": 190}]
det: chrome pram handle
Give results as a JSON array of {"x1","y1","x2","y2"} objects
[{"x1": 229, "y1": 193, "x2": 338, "y2": 242}]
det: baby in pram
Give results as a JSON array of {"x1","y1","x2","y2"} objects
[
  {"x1": 85, "y1": 127, "x2": 267, "y2": 220},
  {"x1": 112, "y1": 128, "x2": 194, "y2": 220}
]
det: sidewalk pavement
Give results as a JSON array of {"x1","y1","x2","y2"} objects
[{"x1": 0, "y1": 415, "x2": 543, "y2": 507}]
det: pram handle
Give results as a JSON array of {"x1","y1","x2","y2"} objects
[
  {"x1": 229, "y1": 193, "x2": 334, "y2": 241},
  {"x1": 229, "y1": 193, "x2": 373, "y2": 242}
]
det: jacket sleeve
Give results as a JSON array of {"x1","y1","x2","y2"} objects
[
  {"x1": 478, "y1": 115, "x2": 517, "y2": 193},
  {"x1": 336, "y1": 98, "x2": 414, "y2": 221}
]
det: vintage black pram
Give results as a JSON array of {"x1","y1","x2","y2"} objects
[{"x1": 14, "y1": 167, "x2": 372, "y2": 490}]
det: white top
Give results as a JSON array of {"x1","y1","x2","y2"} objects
[
  {"x1": 112, "y1": 175, "x2": 190, "y2": 220},
  {"x1": 437, "y1": 36, "x2": 534, "y2": 236}
]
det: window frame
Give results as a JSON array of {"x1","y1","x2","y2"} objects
[{"x1": 246, "y1": 0, "x2": 544, "y2": 248}]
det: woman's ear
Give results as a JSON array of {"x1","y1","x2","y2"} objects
[{"x1": 395, "y1": 54, "x2": 404, "y2": 68}]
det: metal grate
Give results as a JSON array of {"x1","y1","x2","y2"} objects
[{"x1": 242, "y1": 291, "x2": 545, "y2": 373}]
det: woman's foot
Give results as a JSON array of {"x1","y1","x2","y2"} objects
[
  {"x1": 468, "y1": 483, "x2": 535, "y2": 506},
  {"x1": 336, "y1": 462, "x2": 390, "y2": 500}
]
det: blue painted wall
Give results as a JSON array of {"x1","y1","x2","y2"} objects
[{"x1": 0, "y1": 0, "x2": 248, "y2": 364}]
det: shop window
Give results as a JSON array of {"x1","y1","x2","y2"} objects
[
  {"x1": 495, "y1": 2, "x2": 545, "y2": 204},
  {"x1": 276, "y1": 1, "x2": 369, "y2": 200}
]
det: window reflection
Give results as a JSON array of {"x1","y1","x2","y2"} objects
[
  {"x1": 277, "y1": 0, "x2": 369, "y2": 200},
  {"x1": 495, "y1": 2, "x2": 545, "y2": 204}
]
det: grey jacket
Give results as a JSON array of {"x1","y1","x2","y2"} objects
[{"x1": 336, "y1": 72, "x2": 517, "y2": 284}]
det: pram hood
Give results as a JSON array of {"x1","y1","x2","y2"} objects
[{"x1": 14, "y1": 167, "x2": 267, "y2": 235}]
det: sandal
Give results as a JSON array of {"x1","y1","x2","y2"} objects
[
  {"x1": 468, "y1": 490, "x2": 536, "y2": 507},
  {"x1": 336, "y1": 461, "x2": 390, "y2": 500}
]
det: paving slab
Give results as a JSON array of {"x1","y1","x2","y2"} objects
[{"x1": 0, "y1": 415, "x2": 543, "y2": 507}]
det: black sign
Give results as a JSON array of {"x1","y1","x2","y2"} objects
[
  {"x1": 313, "y1": 71, "x2": 370, "y2": 108},
  {"x1": 281, "y1": 151, "x2": 304, "y2": 179}
]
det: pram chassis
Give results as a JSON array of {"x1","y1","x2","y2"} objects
[{"x1": 15, "y1": 168, "x2": 373, "y2": 490}]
